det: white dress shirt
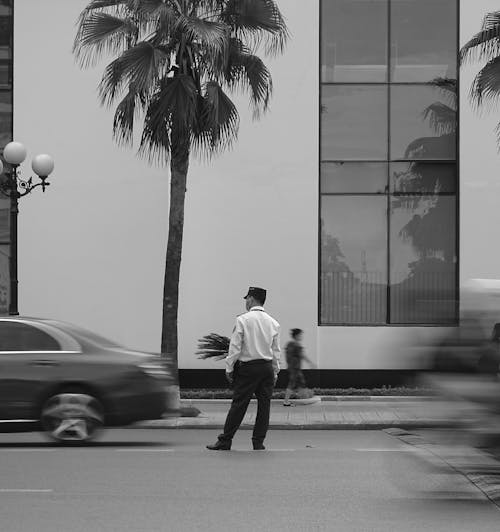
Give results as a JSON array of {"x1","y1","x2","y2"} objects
[{"x1": 225, "y1": 306, "x2": 281, "y2": 375}]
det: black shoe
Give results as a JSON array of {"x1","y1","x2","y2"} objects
[
  {"x1": 206, "y1": 440, "x2": 231, "y2": 451},
  {"x1": 253, "y1": 442, "x2": 265, "y2": 450}
]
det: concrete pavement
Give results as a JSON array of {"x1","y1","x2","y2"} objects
[{"x1": 136, "y1": 396, "x2": 476, "y2": 430}]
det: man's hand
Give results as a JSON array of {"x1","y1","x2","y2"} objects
[
  {"x1": 273, "y1": 373, "x2": 278, "y2": 386},
  {"x1": 226, "y1": 371, "x2": 234, "y2": 385}
]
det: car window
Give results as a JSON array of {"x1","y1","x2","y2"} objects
[
  {"x1": 0, "y1": 321, "x2": 61, "y2": 351},
  {"x1": 45, "y1": 320, "x2": 122, "y2": 348}
]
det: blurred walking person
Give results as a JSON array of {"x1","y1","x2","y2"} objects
[
  {"x1": 283, "y1": 328, "x2": 313, "y2": 406},
  {"x1": 206, "y1": 287, "x2": 281, "y2": 451}
]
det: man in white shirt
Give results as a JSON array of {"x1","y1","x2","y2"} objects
[{"x1": 207, "y1": 286, "x2": 281, "y2": 451}]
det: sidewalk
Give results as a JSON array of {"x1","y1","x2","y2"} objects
[{"x1": 135, "y1": 397, "x2": 476, "y2": 430}]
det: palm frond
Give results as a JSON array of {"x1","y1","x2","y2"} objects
[
  {"x1": 112, "y1": 87, "x2": 148, "y2": 146},
  {"x1": 139, "y1": 1, "x2": 178, "y2": 42},
  {"x1": 223, "y1": 0, "x2": 289, "y2": 56},
  {"x1": 192, "y1": 81, "x2": 239, "y2": 158},
  {"x1": 98, "y1": 41, "x2": 169, "y2": 106},
  {"x1": 469, "y1": 55, "x2": 500, "y2": 110},
  {"x1": 215, "y1": 39, "x2": 272, "y2": 117},
  {"x1": 493, "y1": 121, "x2": 500, "y2": 153},
  {"x1": 139, "y1": 74, "x2": 198, "y2": 163},
  {"x1": 196, "y1": 333, "x2": 230, "y2": 360},
  {"x1": 428, "y1": 77, "x2": 457, "y2": 105},
  {"x1": 460, "y1": 13, "x2": 500, "y2": 66},
  {"x1": 176, "y1": 14, "x2": 229, "y2": 55},
  {"x1": 73, "y1": 12, "x2": 139, "y2": 68},
  {"x1": 79, "y1": 0, "x2": 128, "y2": 12},
  {"x1": 422, "y1": 102, "x2": 456, "y2": 135}
]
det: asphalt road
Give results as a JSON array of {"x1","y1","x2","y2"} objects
[{"x1": 0, "y1": 429, "x2": 499, "y2": 532}]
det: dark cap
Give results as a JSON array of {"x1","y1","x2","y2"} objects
[{"x1": 243, "y1": 286, "x2": 267, "y2": 303}]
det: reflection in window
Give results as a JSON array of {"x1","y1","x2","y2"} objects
[
  {"x1": 391, "y1": 0, "x2": 457, "y2": 82},
  {"x1": 391, "y1": 162, "x2": 456, "y2": 193},
  {"x1": 321, "y1": 162, "x2": 388, "y2": 194},
  {"x1": 321, "y1": 196, "x2": 387, "y2": 324},
  {"x1": 321, "y1": 85, "x2": 388, "y2": 160},
  {"x1": 390, "y1": 84, "x2": 456, "y2": 160},
  {"x1": 321, "y1": 0, "x2": 388, "y2": 82},
  {"x1": 390, "y1": 195, "x2": 456, "y2": 324}
]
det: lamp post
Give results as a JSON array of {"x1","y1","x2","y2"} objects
[{"x1": 0, "y1": 142, "x2": 54, "y2": 315}]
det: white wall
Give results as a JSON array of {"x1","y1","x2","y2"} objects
[{"x1": 460, "y1": 0, "x2": 500, "y2": 282}]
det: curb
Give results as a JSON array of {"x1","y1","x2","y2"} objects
[
  {"x1": 132, "y1": 420, "x2": 457, "y2": 430},
  {"x1": 180, "y1": 396, "x2": 436, "y2": 405}
]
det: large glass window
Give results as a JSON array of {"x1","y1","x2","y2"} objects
[
  {"x1": 321, "y1": 0, "x2": 388, "y2": 83},
  {"x1": 321, "y1": 85, "x2": 388, "y2": 160},
  {"x1": 319, "y1": 0, "x2": 458, "y2": 326}
]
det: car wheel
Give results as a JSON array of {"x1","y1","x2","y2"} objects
[{"x1": 41, "y1": 390, "x2": 104, "y2": 444}]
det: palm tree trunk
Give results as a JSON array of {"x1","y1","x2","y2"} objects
[{"x1": 161, "y1": 145, "x2": 189, "y2": 411}]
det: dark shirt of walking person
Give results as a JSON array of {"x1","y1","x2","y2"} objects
[
  {"x1": 283, "y1": 328, "x2": 313, "y2": 405},
  {"x1": 477, "y1": 322, "x2": 500, "y2": 376},
  {"x1": 206, "y1": 286, "x2": 281, "y2": 451}
]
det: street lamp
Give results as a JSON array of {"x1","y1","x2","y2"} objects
[{"x1": 0, "y1": 141, "x2": 54, "y2": 315}]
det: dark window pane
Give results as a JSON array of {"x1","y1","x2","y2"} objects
[
  {"x1": 321, "y1": 85, "x2": 388, "y2": 160},
  {"x1": 0, "y1": 322, "x2": 61, "y2": 350},
  {"x1": 391, "y1": 162, "x2": 456, "y2": 193},
  {"x1": 321, "y1": 162, "x2": 388, "y2": 193},
  {"x1": 390, "y1": 84, "x2": 456, "y2": 160},
  {"x1": 321, "y1": 0, "x2": 388, "y2": 82},
  {"x1": 0, "y1": 91, "x2": 12, "y2": 146},
  {"x1": 390, "y1": 195, "x2": 457, "y2": 324},
  {"x1": 321, "y1": 196, "x2": 387, "y2": 324},
  {"x1": 391, "y1": 0, "x2": 457, "y2": 82},
  {"x1": 0, "y1": 5, "x2": 12, "y2": 86}
]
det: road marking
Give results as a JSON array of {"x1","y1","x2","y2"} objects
[
  {"x1": 0, "y1": 489, "x2": 53, "y2": 493},
  {"x1": 0, "y1": 449, "x2": 56, "y2": 452},
  {"x1": 115, "y1": 448, "x2": 175, "y2": 452},
  {"x1": 354, "y1": 448, "x2": 417, "y2": 452}
]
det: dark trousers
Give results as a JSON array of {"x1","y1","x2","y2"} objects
[{"x1": 218, "y1": 360, "x2": 274, "y2": 444}]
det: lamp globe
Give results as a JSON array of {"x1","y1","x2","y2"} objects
[
  {"x1": 3, "y1": 142, "x2": 27, "y2": 165},
  {"x1": 32, "y1": 154, "x2": 54, "y2": 177}
]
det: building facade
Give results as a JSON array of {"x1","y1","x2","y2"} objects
[
  {"x1": 4, "y1": 0, "x2": 498, "y2": 388},
  {"x1": 0, "y1": 0, "x2": 12, "y2": 313}
]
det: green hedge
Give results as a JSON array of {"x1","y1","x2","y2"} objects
[{"x1": 180, "y1": 386, "x2": 433, "y2": 400}]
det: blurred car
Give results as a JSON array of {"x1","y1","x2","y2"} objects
[{"x1": 0, "y1": 317, "x2": 175, "y2": 443}]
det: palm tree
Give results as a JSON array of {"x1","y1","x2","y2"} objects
[
  {"x1": 73, "y1": 0, "x2": 289, "y2": 407},
  {"x1": 461, "y1": 10, "x2": 500, "y2": 145}
]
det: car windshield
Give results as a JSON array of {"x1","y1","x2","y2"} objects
[{"x1": 45, "y1": 320, "x2": 123, "y2": 348}]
